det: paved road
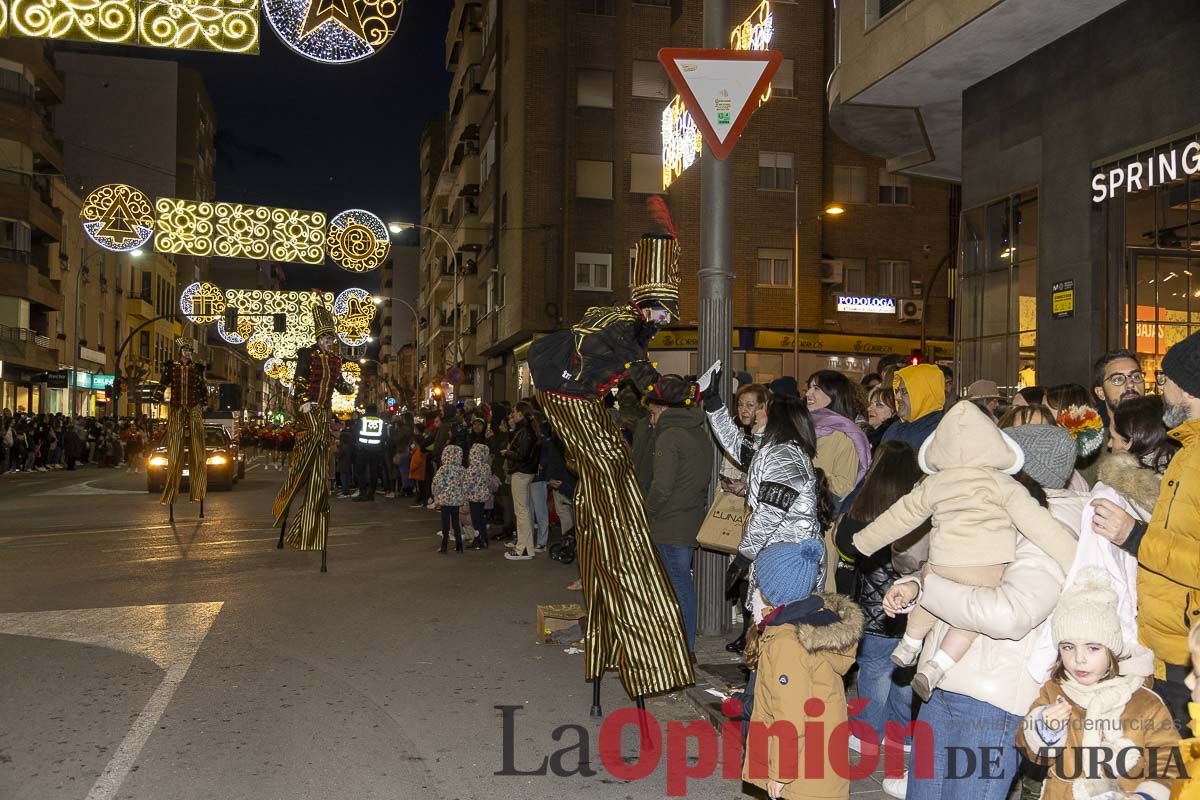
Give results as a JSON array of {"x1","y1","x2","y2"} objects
[{"x1": 0, "y1": 459, "x2": 744, "y2": 800}]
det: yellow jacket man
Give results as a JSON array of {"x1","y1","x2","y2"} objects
[{"x1": 1092, "y1": 329, "x2": 1200, "y2": 732}]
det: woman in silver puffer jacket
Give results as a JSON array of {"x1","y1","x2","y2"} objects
[{"x1": 699, "y1": 362, "x2": 835, "y2": 608}]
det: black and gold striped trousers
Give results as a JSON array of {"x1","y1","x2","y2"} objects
[
  {"x1": 160, "y1": 404, "x2": 206, "y2": 505},
  {"x1": 538, "y1": 390, "x2": 695, "y2": 697},
  {"x1": 273, "y1": 405, "x2": 331, "y2": 552}
]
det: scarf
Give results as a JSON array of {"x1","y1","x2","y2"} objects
[
  {"x1": 810, "y1": 408, "x2": 872, "y2": 485},
  {"x1": 1057, "y1": 674, "x2": 1144, "y2": 800}
]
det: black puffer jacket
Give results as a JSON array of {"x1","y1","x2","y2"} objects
[
  {"x1": 834, "y1": 516, "x2": 905, "y2": 638},
  {"x1": 505, "y1": 420, "x2": 539, "y2": 475}
]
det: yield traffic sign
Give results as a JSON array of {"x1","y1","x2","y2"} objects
[{"x1": 657, "y1": 47, "x2": 782, "y2": 161}]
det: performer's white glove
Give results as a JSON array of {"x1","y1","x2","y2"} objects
[
  {"x1": 696, "y1": 360, "x2": 722, "y2": 392},
  {"x1": 300, "y1": 402, "x2": 314, "y2": 414}
]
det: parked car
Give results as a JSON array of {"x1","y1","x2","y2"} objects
[{"x1": 147, "y1": 425, "x2": 243, "y2": 493}]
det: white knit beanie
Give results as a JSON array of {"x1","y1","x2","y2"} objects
[{"x1": 1051, "y1": 568, "x2": 1125, "y2": 657}]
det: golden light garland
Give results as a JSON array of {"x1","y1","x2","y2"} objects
[
  {"x1": 155, "y1": 198, "x2": 326, "y2": 265},
  {"x1": 81, "y1": 183, "x2": 155, "y2": 252},
  {"x1": 0, "y1": 0, "x2": 260, "y2": 54}
]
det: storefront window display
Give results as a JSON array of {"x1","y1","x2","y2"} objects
[
  {"x1": 957, "y1": 191, "x2": 1038, "y2": 392},
  {"x1": 1102, "y1": 132, "x2": 1200, "y2": 382}
]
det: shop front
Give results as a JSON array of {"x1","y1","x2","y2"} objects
[
  {"x1": 954, "y1": 0, "x2": 1200, "y2": 389},
  {"x1": 648, "y1": 328, "x2": 951, "y2": 384}
]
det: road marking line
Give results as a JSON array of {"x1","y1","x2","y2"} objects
[{"x1": 33, "y1": 479, "x2": 145, "y2": 496}]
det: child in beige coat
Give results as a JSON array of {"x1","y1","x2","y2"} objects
[{"x1": 853, "y1": 401, "x2": 1077, "y2": 700}]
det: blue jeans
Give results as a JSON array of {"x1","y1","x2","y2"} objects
[
  {"x1": 854, "y1": 634, "x2": 914, "y2": 748},
  {"x1": 907, "y1": 689, "x2": 1022, "y2": 800},
  {"x1": 530, "y1": 478, "x2": 550, "y2": 548},
  {"x1": 655, "y1": 544, "x2": 696, "y2": 652}
]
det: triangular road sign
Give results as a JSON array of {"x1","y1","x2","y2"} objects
[{"x1": 658, "y1": 47, "x2": 782, "y2": 161}]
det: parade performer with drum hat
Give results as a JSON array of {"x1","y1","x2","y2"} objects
[
  {"x1": 528, "y1": 198, "x2": 696, "y2": 710},
  {"x1": 273, "y1": 304, "x2": 355, "y2": 572},
  {"x1": 156, "y1": 336, "x2": 210, "y2": 520}
]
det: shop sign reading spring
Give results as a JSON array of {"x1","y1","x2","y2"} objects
[
  {"x1": 836, "y1": 296, "x2": 896, "y2": 314},
  {"x1": 1091, "y1": 141, "x2": 1200, "y2": 203},
  {"x1": 661, "y1": 1, "x2": 773, "y2": 189}
]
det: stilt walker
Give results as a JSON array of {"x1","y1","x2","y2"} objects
[
  {"x1": 528, "y1": 198, "x2": 696, "y2": 712},
  {"x1": 157, "y1": 337, "x2": 209, "y2": 521},
  {"x1": 272, "y1": 305, "x2": 354, "y2": 572}
]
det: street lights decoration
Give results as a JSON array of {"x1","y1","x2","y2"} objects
[
  {"x1": 263, "y1": 0, "x2": 405, "y2": 64},
  {"x1": 80, "y1": 184, "x2": 155, "y2": 252},
  {"x1": 388, "y1": 220, "x2": 460, "y2": 376},
  {"x1": 327, "y1": 208, "x2": 391, "y2": 272},
  {"x1": 332, "y1": 287, "x2": 376, "y2": 347}
]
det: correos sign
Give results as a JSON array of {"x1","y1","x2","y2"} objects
[
  {"x1": 1092, "y1": 141, "x2": 1200, "y2": 203},
  {"x1": 837, "y1": 296, "x2": 896, "y2": 314}
]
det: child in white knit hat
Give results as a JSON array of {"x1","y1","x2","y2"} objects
[{"x1": 1017, "y1": 569, "x2": 1180, "y2": 800}]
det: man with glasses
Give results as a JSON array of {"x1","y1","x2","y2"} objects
[
  {"x1": 1090, "y1": 331, "x2": 1200, "y2": 732},
  {"x1": 1092, "y1": 349, "x2": 1147, "y2": 423}
]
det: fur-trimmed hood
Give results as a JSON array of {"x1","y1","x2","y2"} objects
[
  {"x1": 763, "y1": 592, "x2": 864, "y2": 653},
  {"x1": 1096, "y1": 451, "x2": 1163, "y2": 516}
]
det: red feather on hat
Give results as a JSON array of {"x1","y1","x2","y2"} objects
[{"x1": 646, "y1": 196, "x2": 678, "y2": 240}]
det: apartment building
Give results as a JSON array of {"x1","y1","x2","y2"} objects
[
  {"x1": 420, "y1": 0, "x2": 956, "y2": 403},
  {"x1": 828, "y1": 0, "x2": 1197, "y2": 390},
  {"x1": 55, "y1": 54, "x2": 236, "y2": 416},
  {"x1": 378, "y1": 240, "x2": 420, "y2": 408}
]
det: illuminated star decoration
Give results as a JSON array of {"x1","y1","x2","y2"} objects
[
  {"x1": 263, "y1": 0, "x2": 404, "y2": 64},
  {"x1": 81, "y1": 184, "x2": 155, "y2": 252}
]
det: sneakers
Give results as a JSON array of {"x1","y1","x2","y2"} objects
[
  {"x1": 384, "y1": 491, "x2": 395, "y2": 498},
  {"x1": 505, "y1": 550, "x2": 534, "y2": 561},
  {"x1": 911, "y1": 661, "x2": 945, "y2": 703},
  {"x1": 534, "y1": 545, "x2": 547, "y2": 553},
  {"x1": 890, "y1": 638, "x2": 922, "y2": 668},
  {"x1": 881, "y1": 772, "x2": 907, "y2": 799},
  {"x1": 425, "y1": 499, "x2": 437, "y2": 509},
  {"x1": 349, "y1": 489, "x2": 361, "y2": 499}
]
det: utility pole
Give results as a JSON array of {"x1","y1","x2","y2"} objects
[{"x1": 695, "y1": 0, "x2": 732, "y2": 638}]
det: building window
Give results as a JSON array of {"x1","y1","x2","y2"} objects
[
  {"x1": 0, "y1": 219, "x2": 30, "y2": 258},
  {"x1": 832, "y1": 165, "x2": 868, "y2": 204},
  {"x1": 771, "y1": 59, "x2": 794, "y2": 97},
  {"x1": 56, "y1": 311, "x2": 63, "y2": 336},
  {"x1": 757, "y1": 248, "x2": 792, "y2": 287},
  {"x1": 576, "y1": 160, "x2": 613, "y2": 200},
  {"x1": 140, "y1": 271, "x2": 152, "y2": 301},
  {"x1": 139, "y1": 331, "x2": 150, "y2": 360},
  {"x1": 759, "y1": 152, "x2": 794, "y2": 191},
  {"x1": 577, "y1": 0, "x2": 615, "y2": 15},
  {"x1": 841, "y1": 258, "x2": 867, "y2": 295},
  {"x1": 575, "y1": 252, "x2": 612, "y2": 291},
  {"x1": 632, "y1": 60, "x2": 668, "y2": 99},
  {"x1": 500, "y1": 192, "x2": 508, "y2": 225},
  {"x1": 480, "y1": 132, "x2": 495, "y2": 183},
  {"x1": 630, "y1": 153, "x2": 661, "y2": 194},
  {"x1": 958, "y1": 191, "x2": 1038, "y2": 391},
  {"x1": 879, "y1": 169, "x2": 911, "y2": 205},
  {"x1": 577, "y1": 69, "x2": 613, "y2": 108},
  {"x1": 878, "y1": 259, "x2": 911, "y2": 296}
]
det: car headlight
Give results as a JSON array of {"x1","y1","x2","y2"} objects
[
  {"x1": 149, "y1": 456, "x2": 168, "y2": 467},
  {"x1": 206, "y1": 455, "x2": 227, "y2": 465}
]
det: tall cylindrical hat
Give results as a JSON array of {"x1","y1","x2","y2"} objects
[
  {"x1": 312, "y1": 304, "x2": 337, "y2": 340},
  {"x1": 630, "y1": 232, "x2": 681, "y2": 315}
]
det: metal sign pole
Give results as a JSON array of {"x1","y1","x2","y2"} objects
[{"x1": 695, "y1": 0, "x2": 732, "y2": 639}]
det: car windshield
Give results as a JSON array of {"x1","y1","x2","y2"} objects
[{"x1": 203, "y1": 430, "x2": 228, "y2": 448}]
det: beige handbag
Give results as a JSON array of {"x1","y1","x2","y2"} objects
[{"x1": 695, "y1": 489, "x2": 748, "y2": 554}]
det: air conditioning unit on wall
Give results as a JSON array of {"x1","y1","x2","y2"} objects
[
  {"x1": 819, "y1": 259, "x2": 843, "y2": 284},
  {"x1": 898, "y1": 299, "x2": 925, "y2": 322}
]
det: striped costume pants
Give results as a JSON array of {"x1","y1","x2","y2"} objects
[
  {"x1": 273, "y1": 405, "x2": 331, "y2": 552},
  {"x1": 538, "y1": 390, "x2": 694, "y2": 697},
  {"x1": 160, "y1": 404, "x2": 206, "y2": 505}
]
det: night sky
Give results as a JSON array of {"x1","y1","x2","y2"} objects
[{"x1": 169, "y1": 1, "x2": 452, "y2": 292}]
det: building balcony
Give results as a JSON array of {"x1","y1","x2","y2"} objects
[
  {"x1": 0, "y1": 91, "x2": 64, "y2": 172},
  {"x1": 0, "y1": 40, "x2": 65, "y2": 104},
  {"x1": 828, "y1": 0, "x2": 1123, "y2": 180},
  {"x1": 0, "y1": 252, "x2": 60, "y2": 311},
  {"x1": 445, "y1": 0, "x2": 483, "y2": 70},
  {"x1": 126, "y1": 296, "x2": 155, "y2": 320},
  {"x1": 0, "y1": 323, "x2": 59, "y2": 371},
  {"x1": 0, "y1": 171, "x2": 62, "y2": 242}
]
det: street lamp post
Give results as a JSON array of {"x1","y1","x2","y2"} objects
[
  {"x1": 792, "y1": 186, "x2": 845, "y2": 374},
  {"x1": 388, "y1": 221, "x2": 461, "y2": 380}
]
